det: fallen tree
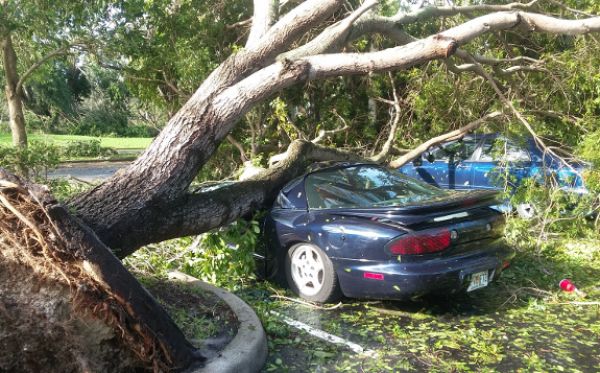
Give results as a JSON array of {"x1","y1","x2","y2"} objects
[{"x1": 3, "y1": 0, "x2": 600, "y2": 371}]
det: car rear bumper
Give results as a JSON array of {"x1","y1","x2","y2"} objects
[{"x1": 333, "y1": 241, "x2": 514, "y2": 300}]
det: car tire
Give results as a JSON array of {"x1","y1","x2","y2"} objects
[{"x1": 285, "y1": 243, "x2": 341, "y2": 303}]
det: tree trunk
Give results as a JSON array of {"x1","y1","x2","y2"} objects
[
  {"x1": 66, "y1": 8, "x2": 600, "y2": 258},
  {"x1": 1, "y1": 34, "x2": 27, "y2": 148}
]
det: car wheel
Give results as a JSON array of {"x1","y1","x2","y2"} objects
[
  {"x1": 285, "y1": 243, "x2": 341, "y2": 303},
  {"x1": 516, "y1": 203, "x2": 536, "y2": 219}
]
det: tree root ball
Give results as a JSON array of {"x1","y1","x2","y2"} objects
[
  {"x1": 0, "y1": 262, "x2": 140, "y2": 373},
  {"x1": 0, "y1": 169, "x2": 201, "y2": 372}
]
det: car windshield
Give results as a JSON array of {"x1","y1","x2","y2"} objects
[{"x1": 305, "y1": 165, "x2": 450, "y2": 209}]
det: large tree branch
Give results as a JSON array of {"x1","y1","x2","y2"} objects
[
  {"x1": 217, "y1": 8, "x2": 600, "y2": 126},
  {"x1": 112, "y1": 140, "x2": 362, "y2": 256},
  {"x1": 246, "y1": 0, "x2": 279, "y2": 49},
  {"x1": 16, "y1": 43, "x2": 86, "y2": 94},
  {"x1": 184, "y1": 0, "x2": 344, "y2": 109},
  {"x1": 293, "y1": 1, "x2": 539, "y2": 57},
  {"x1": 389, "y1": 1, "x2": 539, "y2": 25},
  {"x1": 248, "y1": 0, "x2": 344, "y2": 60},
  {"x1": 212, "y1": 34, "x2": 459, "y2": 133},
  {"x1": 279, "y1": 0, "x2": 379, "y2": 60},
  {"x1": 389, "y1": 111, "x2": 502, "y2": 168}
]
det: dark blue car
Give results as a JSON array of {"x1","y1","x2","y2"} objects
[{"x1": 260, "y1": 162, "x2": 514, "y2": 303}]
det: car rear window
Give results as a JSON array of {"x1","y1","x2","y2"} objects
[
  {"x1": 429, "y1": 139, "x2": 479, "y2": 161},
  {"x1": 479, "y1": 138, "x2": 530, "y2": 162},
  {"x1": 305, "y1": 165, "x2": 450, "y2": 209}
]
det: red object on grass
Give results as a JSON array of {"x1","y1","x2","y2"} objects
[{"x1": 559, "y1": 279, "x2": 576, "y2": 292}]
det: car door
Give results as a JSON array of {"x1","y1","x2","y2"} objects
[
  {"x1": 472, "y1": 137, "x2": 532, "y2": 191},
  {"x1": 444, "y1": 138, "x2": 479, "y2": 190},
  {"x1": 398, "y1": 150, "x2": 442, "y2": 187},
  {"x1": 399, "y1": 138, "x2": 478, "y2": 189}
]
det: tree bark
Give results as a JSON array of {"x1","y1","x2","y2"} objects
[{"x1": 1, "y1": 34, "x2": 27, "y2": 148}]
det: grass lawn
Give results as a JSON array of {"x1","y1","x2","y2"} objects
[{"x1": 0, "y1": 133, "x2": 153, "y2": 149}]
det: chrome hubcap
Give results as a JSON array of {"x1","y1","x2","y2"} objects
[{"x1": 290, "y1": 245, "x2": 324, "y2": 296}]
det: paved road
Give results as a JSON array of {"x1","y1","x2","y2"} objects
[{"x1": 48, "y1": 161, "x2": 130, "y2": 182}]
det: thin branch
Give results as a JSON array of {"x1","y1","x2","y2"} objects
[
  {"x1": 311, "y1": 110, "x2": 350, "y2": 144},
  {"x1": 16, "y1": 46, "x2": 70, "y2": 93},
  {"x1": 547, "y1": 0, "x2": 595, "y2": 18},
  {"x1": 462, "y1": 53, "x2": 575, "y2": 171},
  {"x1": 226, "y1": 135, "x2": 249, "y2": 162},
  {"x1": 469, "y1": 54, "x2": 541, "y2": 66},
  {"x1": 161, "y1": 71, "x2": 183, "y2": 97},
  {"x1": 227, "y1": 18, "x2": 253, "y2": 30},
  {"x1": 389, "y1": 111, "x2": 501, "y2": 168},
  {"x1": 311, "y1": 124, "x2": 350, "y2": 144},
  {"x1": 371, "y1": 73, "x2": 402, "y2": 163},
  {"x1": 449, "y1": 59, "x2": 546, "y2": 76},
  {"x1": 527, "y1": 109, "x2": 581, "y2": 125}
]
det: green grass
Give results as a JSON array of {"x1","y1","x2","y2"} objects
[{"x1": 0, "y1": 133, "x2": 153, "y2": 149}]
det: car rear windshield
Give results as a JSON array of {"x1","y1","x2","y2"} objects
[{"x1": 305, "y1": 165, "x2": 450, "y2": 209}]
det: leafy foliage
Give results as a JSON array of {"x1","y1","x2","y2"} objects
[
  {"x1": 0, "y1": 141, "x2": 60, "y2": 178},
  {"x1": 62, "y1": 139, "x2": 117, "y2": 158},
  {"x1": 125, "y1": 218, "x2": 261, "y2": 289}
]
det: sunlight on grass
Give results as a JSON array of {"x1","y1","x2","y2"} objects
[{"x1": 0, "y1": 132, "x2": 153, "y2": 149}]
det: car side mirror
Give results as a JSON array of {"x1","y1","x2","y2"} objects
[{"x1": 426, "y1": 152, "x2": 435, "y2": 163}]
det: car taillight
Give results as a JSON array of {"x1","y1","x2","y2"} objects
[{"x1": 386, "y1": 228, "x2": 451, "y2": 255}]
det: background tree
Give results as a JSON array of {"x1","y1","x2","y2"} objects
[{"x1": 0, "y1": 0, "x2": 110, "y2": 147}]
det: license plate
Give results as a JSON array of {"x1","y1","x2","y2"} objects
[{"x1": 467, "y1": 271, "x2": 489, "y2": 292}]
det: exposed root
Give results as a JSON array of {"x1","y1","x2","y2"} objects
[{"x1": 0, "y1": 171, "x2": 174, "y2": 372}]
